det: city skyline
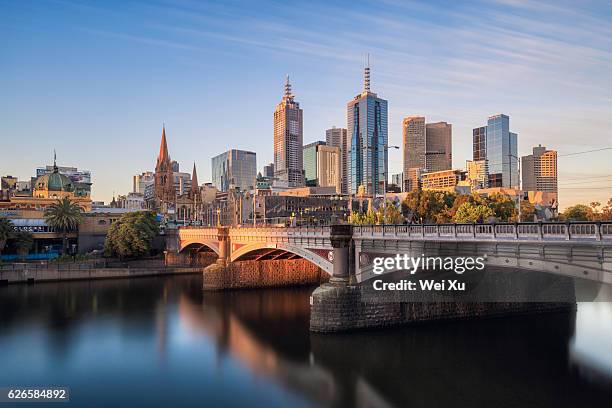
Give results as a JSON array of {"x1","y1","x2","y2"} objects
[{"x1": 2, "y1": 0, "x2": 612, "y2": 207}]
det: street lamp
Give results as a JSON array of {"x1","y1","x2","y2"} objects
[{"x1": 216, "y1": 208, "x2": 221, "y2": 227}]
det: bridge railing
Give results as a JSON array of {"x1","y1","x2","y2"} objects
[{"x1": 353, "y1": 221, "x2": 612, "y2": 242}]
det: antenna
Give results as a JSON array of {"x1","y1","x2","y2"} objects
[
  {"x1": 284, "y1": 74, "x2": 292, "y2": 98},
  {"x1": 364, "y1": 53, "x2": 371, "y2": 92}
]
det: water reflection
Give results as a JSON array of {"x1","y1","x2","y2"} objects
[{"x1": 1, "y1": 276, "x2": 611, "y2": 407}]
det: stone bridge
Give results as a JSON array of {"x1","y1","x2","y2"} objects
[{"x1": 168, "y1": 222, "x2": 612, "y2": 332}]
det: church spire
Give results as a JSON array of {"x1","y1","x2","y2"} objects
[
  {"x1": 158, "y1": 124, "x2": 170, "y2": 164},
  {"x1": 191, "y1": 162, "x2": 199, "y2": 194},
  {"x1": 363, "y1": 53, "x2": 371, "y2": 93}
]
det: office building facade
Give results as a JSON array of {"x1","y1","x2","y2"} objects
[
  {"x1": 472, "y1": 114, "x2": 518, "y2": 188},
  {"x1": 325, "y1": 127, "x2": 348, "y2": 194},
  {"x1": 522, "y1": 145, "x2": 557, "y2": 193},
  {"x1": 425, "y1": 122, "x2": 452, "y2": 172},
  {"x1": 212, "y1": 149, "x2": 257, "y2": 192},
  {"x1": 274, "y1": 76, "x2": 304, "y2": 187},
  {"x1": 303, "y1": 141, "x2": 326, "y2": 186},
  {"x1": 347, "y1": 65, "x2": 388, "y2": 196}
]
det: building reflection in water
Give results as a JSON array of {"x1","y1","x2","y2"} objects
[{"x1": 1, "y1": 275, "x2": 612, "y2": 407}]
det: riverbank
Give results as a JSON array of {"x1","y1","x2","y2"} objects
[{"x1": 0, "y1": 265, "x2": 201, "y2": 284}]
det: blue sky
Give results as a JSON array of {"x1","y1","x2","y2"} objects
[{"x1": 2, "y1": 0, "x2": 612, "y2": 207}]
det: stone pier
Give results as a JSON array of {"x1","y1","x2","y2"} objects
[{"x1": 309, "y1": 225, "x2": 576, "y2": 333}]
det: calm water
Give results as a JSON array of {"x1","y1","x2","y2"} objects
[{"x1": 1, "y1": 275, "x2": 611, "y2": 408}]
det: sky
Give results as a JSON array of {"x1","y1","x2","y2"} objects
[{"x1": 2, "y1": 0, "x2": 612, "y2": 208}]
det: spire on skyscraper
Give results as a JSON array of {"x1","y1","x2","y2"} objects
[
  {"x1": 364, "y1": 53, "x2": 371, "y2": 93},
  {"x1": 284, "y1": 74, "x2": 293, "y2": 100}
]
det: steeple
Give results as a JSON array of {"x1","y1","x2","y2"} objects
[
  {"x1": 158, "y1": 124, "x2": 170, "y2": 164},
  {"x1": 191, "y1": 162, "x2": 199, "y2": 194},
  {"x1": 283, "y1": 74, "x2": 293, "y2": 100},
  {"x1": 363, "y1": 53, "x2": 371, "y2": 93}
]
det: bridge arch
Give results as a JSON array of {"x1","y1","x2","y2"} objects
[
  {"x1": 231, "y1": 242, "x2": 333, "y2": 275},
  {"x1": 179, "y1": 240, "x2": 220, "y2": 256}
]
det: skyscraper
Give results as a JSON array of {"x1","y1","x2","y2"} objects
[
  {"x1": 347, "y1": 62, "x2": 388, "y2": 196},
  {"x1": 425, "y1": 122, "x2": 452, "y2": 172},
  {"x1": 472, "y1": 114, "x2": 518, "y2": 188},
  {"x1": 402, "y1": 116, "x2": 425, "y2": 192},
  {"x1": 274, "y1": 75, "x2": 304, "y2": 187},
  {"x1": 303, "y1": 141, "x2": 326, "y2": 187},
  {"x1": 212, "y1": 149, "x2": 257, "y2": 192},
  {"x1": 521, "y1": 145, "x2": 557, "y2": 193},
  {"x1": 325, "y1": 127, "x2": 348, "y2": 194}
]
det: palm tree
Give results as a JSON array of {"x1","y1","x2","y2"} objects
[
  {"x1": 44, "y1": 197, "x2": 83, "y2": 254},
  {"x1": 0, "y1": 217, "x2": 13, "y2": 260}
]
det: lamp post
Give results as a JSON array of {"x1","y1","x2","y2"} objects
[{"x1": 216, "y1": 208, "x2": 221, "y2": 227}]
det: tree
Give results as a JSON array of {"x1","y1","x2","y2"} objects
[
  {"x1": 0, "y1": 217, "x2": 14, "y2": 260},
  {"x1": 488, "y1": 193, "x2": 517, "y2": 222},
  {"x1": 563, "y1": 204, "x2": 592, "y2": 221},
  {"x1": 12, "y1": 231, "x2": 33, "y2": 261},
  {"x1": 519, "y1": 200, "x2": 536, "y2": 222},
  {"x1": 453, "y1": 202, "x2": 495, "y2": 223},
  {"x1": 589, "y1": 201, "x2": 602, "y2": 221},
  {"x1": 602, "y1": 198, "x2": 612, "y2": 221},
  {"x1": 104, "y1": 211, "x2": 159, "y2": 259},
  {"x1": 44, "y1": 197, "x2": 84, "y2": 254}
]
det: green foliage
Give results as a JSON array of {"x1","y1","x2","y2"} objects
[
  {"x1": 350, "y1": 201, "x2": 404, "y2": 225},
  {"x1": 487, "y1": 193, "x2": 517, "y2": 221},
  {"x1": 563, "y1": 204, "x2": 592, "y2": 221},
  {"x1": 453, "y1": 202, "x2": 495, "y2": 223},
  {"x1": 44, "y1": 197, "x2": 83, "y2": 254},
  {"x1": 0, "y1": 217, "x2": 13, "y2": 256},
  {"x1": 519, "y1": 200, "x2": 536, "y2": 222},
  {"x1": 12, "y1": 231, "x2": 33, "y2": 260},
  {"x1": 402, "y1": 190, "x2": 456, "y2": 223},
  {"x1": 104, "y1": 211, "x2": 159, "y2": 259}
]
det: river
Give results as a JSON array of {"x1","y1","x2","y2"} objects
[{"x1": 1, "y1": 275, "x2": 611, "y2": 407}]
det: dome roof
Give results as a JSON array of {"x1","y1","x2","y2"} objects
[{"x1": 35, "y1": 168, "x2": 74, "y2": 192}]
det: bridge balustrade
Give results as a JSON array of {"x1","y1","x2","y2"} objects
[
  {"x1": 541, "y1": 224, "x2": 566, "y2": 239},
  {"x1": 602, "y1": 223, "x2": 612, "y2": 238},
  {"x1": 456, "y1": 224, "x2": 474, "y2": 236},
  {"x1": 495, "y1": 224, "x2": 516, "y2": 237},
  {"x1": 569, "y1": 223, "x2": 597, "y2": 239},
  {"x1": 517, "y1": 224, "x2": 540, "y2": 238},
  {"x1": 439, "y1": 225, "x2": 454, "y2": 237},
  {"x1": 474, "y1": 224, "x2": 493, "y2": 236}
]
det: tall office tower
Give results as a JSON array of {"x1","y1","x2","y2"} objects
[
  {"x1": 347, "y1": 62, "x2": 388, "y2": 196},
  {"x1": 326, "y1": 127, "x2": 348, "y2": 194},
  {"x1": 402, "y1": 116, "x2": 426, "y2": 192},
  {"x1": 521, "y1": 145, "x2": 557, "y2": 193},
  {"x1": 391, "y1": 173, "x2": 403, "y2": 189},
  {"x1": 472, "y1": 114, "x2": 518, "y2": 188},
  {"x1": 263, "y1": 163, "x2": 274, "y2": 178},
  {"x1": 303, "y1": 141, "x2": 326, "y2": 187},
  {"x1": 274, "y1": 75, "x2": 304, "y2": 187},
  {"x1": 211, "y1": 149, "x2": 257, "y2": 192},
  {"x1": 425, "y1": 122, "x2": 452, "y2": 172},
  {"x1": 317, "y1": 144, "x2": 341, "y2": 193}
]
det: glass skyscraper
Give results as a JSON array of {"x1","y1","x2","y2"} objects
[
  {"x1": 211, "y1": 149, "x2": 257, "y2": 192},
  {"x1": 472, "y1": 114, "x2": 518, "y2": 188},
  {"x1": 347, "y1": 65, "x2": 388, "y2": 196}
]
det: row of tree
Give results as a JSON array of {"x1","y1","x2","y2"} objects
[
  {"x1": 401, "y1": 190, "x2": 535, "y2": 224},
  {"x1": 562, "y1": 199, "x2": 612, "y2": 221},
  {"x1": 1, "y1": 197, "x2": 159, "y2": 261}
]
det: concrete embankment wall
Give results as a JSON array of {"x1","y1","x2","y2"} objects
[
  {"x1": 0, "y1": 266, "x2": 202, "y2": 284},
  {"x1": 203, "y1": 259, "x2": 329, "y2": 290}
]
